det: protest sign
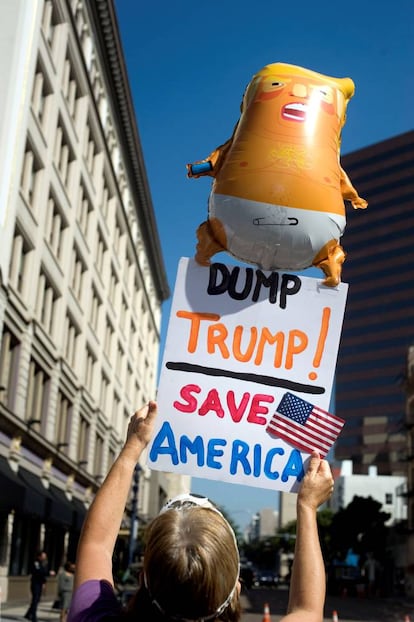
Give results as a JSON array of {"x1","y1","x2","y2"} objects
[{"x1": 148, "y1": 258, "x2": 348, "y2": 492}]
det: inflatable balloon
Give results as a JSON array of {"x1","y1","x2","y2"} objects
[{"x1": 187, "y1": 62, "x2": 368, "y2": 286}]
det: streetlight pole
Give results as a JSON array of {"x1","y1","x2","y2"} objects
[{"x1": 128, "y1": 464, "x2": 141, "y2": 566}]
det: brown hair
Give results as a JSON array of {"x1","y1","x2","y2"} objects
[{"x1": 125, "y1": 507, "x2": 240, "y2": 622}]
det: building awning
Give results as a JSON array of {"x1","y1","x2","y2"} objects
[
  {"x1": 72, "y1": 496, "x2": 87, "y2": 531},
  {"x1": 0, "y1": 456, "x2": 26, "y2": 513},
  {"x1": 48, "y1": 484, "x2": 75, "y2": 527},
  {"x1": 18, "y1": 467, "x2": 50, "y2": 518},
  {"x1": 0, "y1": 458, "x2": 87, "y2": 531}
]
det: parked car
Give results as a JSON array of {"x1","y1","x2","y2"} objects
[
  {"x1": 257, "y1": 569, "x2": 279, "y2": 588},
  {"x1": 327, "y1": 564, "x2": 363, "y2": 597},
  {"x1": 240, "y1": 562, "x2": 258, "y2": 590}
]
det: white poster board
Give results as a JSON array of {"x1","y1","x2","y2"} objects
[{"x1": 148, "y1": 258, "x2": 348, "y2": 492}]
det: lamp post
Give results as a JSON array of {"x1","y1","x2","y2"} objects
[{"x1": 128, "y1": 464, "x2": 141, "y2": 566}]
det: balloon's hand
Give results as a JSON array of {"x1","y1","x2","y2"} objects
[
  {"x1": 186, "y1": 161, "x2": 213, "y2": 178},
  {"x1": 352, "y1": 197, "x2": 368, "y2": 209}
]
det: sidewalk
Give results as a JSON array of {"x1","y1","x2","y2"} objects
[
  {"x1": 0, "y1": 600, "x2": 59, "y2": 622},
  {"x1": 0, "y1": 596, "x2": 252, "y2": 621}
]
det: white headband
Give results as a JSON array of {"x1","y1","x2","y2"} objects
[{"x1": 145, "y1": 493, "x2": 240, "y2": 622}]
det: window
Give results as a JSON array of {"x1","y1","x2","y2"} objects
[
  {"x1": 385, "y1": 493, "x2": 393, "y2": 504},
  {"x1": 62, "y1": 51, "x2": 82, "y2": 120},
  {"x1": 95, "y1": 228, "x2": 106, "y2": 275},
  {"x1": 113, "y1": 393, "x2": 121, "y2": 429},
  {"x1": 134, "y1": 381, "x2": 141, "y2": 410},
  {"x1": 108, "y1": 266, "x2": 118, "y2": 307},
  {"x1": 77, "y1": 182, "x2": 93, "y2": 240},
  {"x1": 115, "y1": 342, "x2": 124, "y2": 379},
  {"x1": 41, "y1": 0, "x2": 61, "y2": 49},
  {"x1": 94, "y1": 434, "x2": 104, "y2": 477},
  {"x1": 89, "y1": 286, "x2": 101, "y2": 333},
  {"x1": 120, "y1": 295, "x2": 127, "y2": 333},
  {"x1": 9, "y1": 228, "x2": 32, "y2": 296},
  {"x1": 55, "y1": 391, "x2": 72, "y2": 453},
  {"x1": 107, "y1": 447, "x2": 116, "y2": 469},
  {"x1": 64, "y1": 314, "x2": 79, "y2": 367},
  {"x1": 104, "y1": 318, "x2": 113, "y2": 359},
  {"x1": 93, "y1": 434, "x2": 104, "y2": 475},
  {"x1": 70, "y1": 246, "x2": 86, "y2": 301},
  {"x1": 25, "y1": 359, "x2": 50, "y2": 430},
  {"x1": 0, "y1": 329, "x2": 20, "y2": 409},
  {"x1": 35, "y1": 269, "x2": 60, "y2": 336},
  {"x1": 54, "y1": 120, "x2": 74, "y2": 187},
  {"x1": 101, "y1": 178, "x2": 111, "y2": 221},
  {"x1": 20, "y1": 143, "x2": 43, "y2": 208},
  {"x1": 124, "y1": 250, "x2": 134, "y2": 292},
  {"x1": 99, "y1": 373, "x2": 109, "y2": 411},
  {"x1": 45, "y1": 193, "x2": 67, "y2": 261},
  {"x1": 129, "y1": 318, "x2": 137, "y2": 354},
  {"x1": 125, "y1": 363, "x2": 132, "y2": 400},
  {"x1": 31, "y1": 62, "x2": 52, "y2": 127},
  {"x1": 113, "y1": 217, "x2": 123, "y2": 255},
  {"x1": 78, "y1": 415, "x2": 90, "y2": 463},
  {"x1": 83, "y1": 118, "x2": 100, "y2": 177},
  {"x1": 85, "y1": 348, "x2": 95, "y2": 393}
]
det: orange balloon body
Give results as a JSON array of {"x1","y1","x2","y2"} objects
[{"x1": 188, "y1": 63, "x2": 367, "y2": 286}]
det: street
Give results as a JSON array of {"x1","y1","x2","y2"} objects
[
  {"x1": 0, "y1": 590, "x2": 413, "y2": 622},
  {"x1": 241, "y1": 586, "x2": 414, "y2": 622}
]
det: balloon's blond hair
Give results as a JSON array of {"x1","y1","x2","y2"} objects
[{"x1": 256, "y1": 63, "x2": 355, "y2": 100}]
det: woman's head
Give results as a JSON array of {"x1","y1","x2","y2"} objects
[{"x1": 142, "y1": 495, "x2": 240, "y2": 622}]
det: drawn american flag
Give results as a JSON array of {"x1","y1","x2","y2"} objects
[{"x1": 266, "y1": 392, "x2": 345, "y2": 458}]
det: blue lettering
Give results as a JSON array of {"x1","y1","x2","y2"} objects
[
  {"x1": 206, "y1": 438, "x2": 227, "y2": 469},
  {"x1": 149, "y1": 421, "x2": 179, "y2": 465},
  {"x1": 281, "y1": 449, "x2": 304, "y2": 482},
  {"x1": 264, "y1": 447, "x2": 284, "y2": 480},
  {"x1": 253, "y1": 444, "x2": 262, "y2": 477},
  {"x1": 150, "y1": 426, "x2": 304, "y2": 486},
  {"x1": 180, "y1": 435, "x2": 205, "y2": 466},
  {"x1": 230, "y1": 440, "x2": 251, "y2": 475}
]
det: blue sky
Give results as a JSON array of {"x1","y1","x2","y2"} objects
[{"x1": 114, "y1": 0, "x2": 413, "y2": 530}]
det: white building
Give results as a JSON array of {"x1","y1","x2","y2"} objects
[
  {"x1": 258, "y1": 507, "x2": 279, "y2": 537},
  {"x1": 246, "y1": 507, "x2": 279, "y2": 541},
  {"x1": 278, "y1": 491, "x2": 297, "y2": 528},
  {"x1": 331, "y1": 461, "x2": 407, "y2": 525},
  {"x1": 0, "y1": 0, "x2": 189, "y2": 602}
]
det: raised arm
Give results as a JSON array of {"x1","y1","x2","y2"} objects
[
  {"x1": 73, "y1": 401, "x2": 157, "y2": 590},
  {"x1": 281, "y1": 451, "x2": 334, "y2": 622}
]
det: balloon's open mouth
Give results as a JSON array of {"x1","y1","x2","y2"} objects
[{"x1": 282, "y1": 103, "x2": 307, "y2": 122}]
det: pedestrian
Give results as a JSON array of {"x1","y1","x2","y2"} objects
[
  {"x1": 25, "y1": 551, "x2": 49, "y2": 622},
  {"x1": 363, "y1": 552, "x2": 380, "y2": 598},
  {"x1": 68, "y1": 401, "x2": 334, "y2": 622},
  {"x1": 57, "y1": 562, "x2": 75, "y2": 622}
]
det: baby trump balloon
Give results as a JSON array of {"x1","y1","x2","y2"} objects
[{"x1": 187, "y1": 62, "x2": 368, "y2": 286}]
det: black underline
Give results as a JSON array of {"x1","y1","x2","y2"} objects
[{"x1": 165, "y1": 362, "x2": 325, "y2": 394}]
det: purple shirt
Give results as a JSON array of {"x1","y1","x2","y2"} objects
[{"x1": 68, "y1": 580, "x2": 121, "y2": 622}]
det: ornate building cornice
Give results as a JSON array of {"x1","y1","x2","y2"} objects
[{"x1": 85, "y1": 0, "x2": 170, "y2": 302}]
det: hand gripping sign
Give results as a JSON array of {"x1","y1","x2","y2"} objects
[
  {"x1": 148, "y1": 259, "x2": 347, "y2": 492},
  {"x1": 187, "y1": 62, "x2": 368, "y2": 287}
]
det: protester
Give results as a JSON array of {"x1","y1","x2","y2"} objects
[
  {"x1": 57, "y1": 562, "x2": 75, "y2": 622},
  {"x1": 363, "y1": 552, "x2": 381, "y2": 598},
  {"x1": 25, "y1": 551, "x2": 49, "y2": 622},
  {"x1": 68, "y1": 401, "x2": 334, "y2": 622}
]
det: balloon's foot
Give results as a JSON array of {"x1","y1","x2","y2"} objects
[
  {"x1": 321, "y1": 274, "x2": 341, "y2": 287},
  {"x1": 194, "y1": 252, "x2": 211, "y2": 267},
  {"x1": 313, "y1": 239, "x2": 345, "y2": 288},
  {"x1": 195, "y1": 219, "x2": 226, "y2": 266}
]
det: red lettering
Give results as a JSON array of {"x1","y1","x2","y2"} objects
[
  {"x1": 247, "y1": 394, "x2": 274, "y2": 425},
  {"x1": 174, "y1": 384, "x2": 201, "y2": 412},
  {"x1": 198, "y1": 388, "x2": 225, "y2": 418},
  {"x1": 226, "y1": 391, "x2": 251, "y2": 422},
  {"x1": 174, "y1": 385, "x2": 274, "y2": 425}
]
